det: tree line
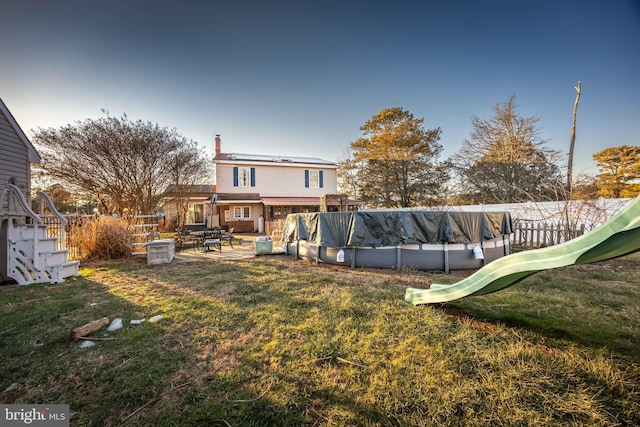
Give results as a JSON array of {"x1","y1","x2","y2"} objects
[
  {"x1": 31, "y1": 95, "x2": 639, "y2": 215},
  {"x1": 339, "y1": 95, "x2": 639, "y2": 207}
]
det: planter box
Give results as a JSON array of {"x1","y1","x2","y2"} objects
[
  {"x1": 255, "y1": 241, "x2": 273, "y2": 255},
  {"x1": 146, "y1": 239, "x2": 175, "y2": 265}
]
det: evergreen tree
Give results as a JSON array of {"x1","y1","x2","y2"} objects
[
  {"x1": 593, "y1": 145, "x2": 640, "y2": 198},
  {"x1": 340, "y1": 107, "x2": 448, "y2": 207}
]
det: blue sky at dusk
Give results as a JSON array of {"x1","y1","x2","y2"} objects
[{"x1": 1, "y1": 0, "x2": 638, "y2": 177}]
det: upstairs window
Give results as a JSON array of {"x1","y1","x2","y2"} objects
[
  {"x1": 305, "y1": 169, "x2": 323, "y2": 188},
  {"x1": 233, "y1": 167, "x2": 256, "y2": 187}
]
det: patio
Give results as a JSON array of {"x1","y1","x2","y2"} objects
[{"x1": 171, "y1": 234, "x2": 284, "y2": 263}]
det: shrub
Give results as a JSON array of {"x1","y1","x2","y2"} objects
[{"x1": 71, "y1": 216, "x2": 133, "y2": 260}]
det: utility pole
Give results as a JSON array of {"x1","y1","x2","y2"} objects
[{"x1": 567, "y1": 80, "x2": 581, "y2": 195}]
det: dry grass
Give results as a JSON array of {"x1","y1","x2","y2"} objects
[
  {"x1": 1, "y1": 254, "x2": 640, "y2": 426},
  {"x1": 70, "y1": 216, "x2": 133, "y2": 260}
]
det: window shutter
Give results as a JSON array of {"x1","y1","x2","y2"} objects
[
  {"x1": 319, "y1": 170, "x2": 324, "y2": 188},
  {"x1": 304, "y1": 169, "x2": 309, "y2": 188},
  {"x1": 233, "y1": 167, "x2": 238, "y2": 187},
  {"x1": 250, "y1": 168, "x2": 256, "y2": 187}
]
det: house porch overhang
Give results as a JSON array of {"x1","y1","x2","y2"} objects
[{"x1": 260, "y1": 196, "x2": 321, "y2": 206}]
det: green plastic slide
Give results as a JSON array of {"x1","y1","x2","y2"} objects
[{"x1": 405, "y1": 196, "x2": 640, "y2": 305}]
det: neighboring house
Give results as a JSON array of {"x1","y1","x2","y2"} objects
[
  {"x1": 162, "y1": 135, "x2": 361, "y2": 233},
  {"x1": 1, "y1": 97, "x2": 79, "y2": 285}
]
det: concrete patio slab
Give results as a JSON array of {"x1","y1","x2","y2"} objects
[{"x1": 172, "y1": 235, "x2": 284, "y2": 263}]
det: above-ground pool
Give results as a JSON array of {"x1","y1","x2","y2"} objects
[{"x1": 281, "y1": 210, "x2": 513, "y2": 273}]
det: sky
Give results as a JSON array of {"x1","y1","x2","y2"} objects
[{"x1": 1, "y1": 0, "x2": 639, "y2": 178}]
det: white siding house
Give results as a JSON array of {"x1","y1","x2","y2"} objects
[
  {"x1": 213, "y1": 135, "x2": 341, "y2": 232},
  {"x1": 163, "y1": 135, "x2": 360, "y2": 233},
  {"x1": 0, "y1": 98, "x2": 40, "y2": 200},
  {"x1": 162, "y1": 184, "x2": 217, "y2": 230},
  {"x1": 1, "y1": 98, "x2": 79, "y2": 285}
]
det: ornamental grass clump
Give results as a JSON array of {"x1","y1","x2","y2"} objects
[{"x1": 71, "y1": 215, "x2": 133, "y2": 260}]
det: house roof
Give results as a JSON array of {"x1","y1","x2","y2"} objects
[
  {"x1": 216, "y1": 192, "x2": 262, "y2": 203},
  {"x1": 214, "y1": 152, "x2": 337, "y2": 167},
  {"x1": 163, "y1": 184, "x2": 215, "y2": 197},
  {"x1": 0, "y1": 98, "x2": 41, "y2": 163}
]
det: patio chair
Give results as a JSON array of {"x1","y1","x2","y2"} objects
[
  {"x1": 220, "y1": 227, "x2": 234, "y2": 248},
  {"x1": 201, "y1": 228, "x2": 222, "y2": 253},
  {"x1": 175, "y1": 227, "x2": 199, "y2": 252}
]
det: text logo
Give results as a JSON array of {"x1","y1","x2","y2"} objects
[{"x1": 1, "y1": 404, "x2": 69, "y2": 426}]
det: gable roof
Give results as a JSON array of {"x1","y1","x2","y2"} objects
[
  {"x1": 163, "y1": 184, "x2": 215, "y2": 196},
  {"x1": 0, "y1": 98, "x2": 41, "y2": 163}
]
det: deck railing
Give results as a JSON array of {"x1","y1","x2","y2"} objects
[{"x1": 37, "y1": 191, "x2": 68, "y2": 251}]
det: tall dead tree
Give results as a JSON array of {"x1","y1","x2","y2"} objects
[{"x1": 567, "y1": 80, "x2": 581, "y2": 194}]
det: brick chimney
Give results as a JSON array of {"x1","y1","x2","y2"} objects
[{"x1": 215, "y1": 134, "x2": 221, "y2": 156}]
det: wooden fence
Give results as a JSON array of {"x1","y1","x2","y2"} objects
[
  {"x1": 266, "y1": 218, "x2": 287, "y2": 237},
  {"x1": 511, "y1": 220, "x2": 592, "y2": 248}
]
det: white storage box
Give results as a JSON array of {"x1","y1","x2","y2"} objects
[
  {"x1": 146, "y1": 239, "x2": 175, "y2": 265},
  {"x1": 255, "y1": 237, "x2": 273, "y2": 255}
]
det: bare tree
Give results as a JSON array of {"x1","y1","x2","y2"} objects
[
  {"x1": 337, "y1": 148, "x2": 360, "y2": 200},
  {"x1": 452, "y1": 94, "x2": 564, "y2": 204},
  {"x1": 33, "y1": 113, "x2": 212, "y2": 216}
]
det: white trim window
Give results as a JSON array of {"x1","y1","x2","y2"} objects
[
  {"x1": 233, "y1": 167, "x2": 256, "y2": 187},
  {"x1": 304, "y1": 169, "x2": 323, "y2": 188},
  {"x1": 309, "y1": 170, "x2": 319, "y2": 188},
  {"x1": 233, "y1": 206, "x2": 251, "y2": 219},
  {"x1": 238, "y1": 168, "x2": 251, "y2": 187}
]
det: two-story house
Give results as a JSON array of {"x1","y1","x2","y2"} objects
[
  {"x1": 162, "y1": 135, "x2": 360, "y2": 233},
  {"x1": 213, "y1": 135, "x2": 347, "y2": 232}
]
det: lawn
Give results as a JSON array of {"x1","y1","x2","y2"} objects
[{"x1": 1, "y1": 253, "x2": 640, "y2": 426}]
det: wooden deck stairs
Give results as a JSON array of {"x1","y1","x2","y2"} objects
[{"x1": 1, "y1": 184, "x2": 79, "y2": 285}]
